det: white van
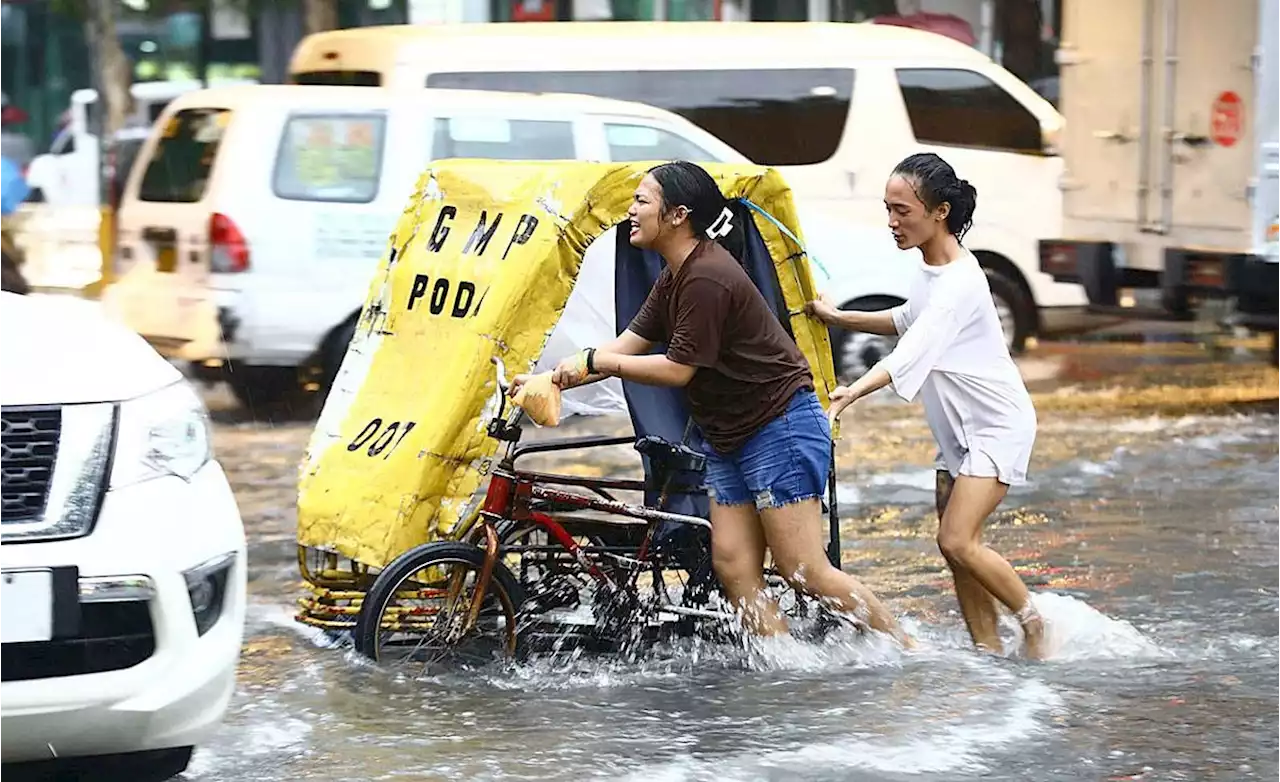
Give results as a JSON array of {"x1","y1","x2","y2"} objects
[
  {"x1": 102, "y1": 84, "x2": 912, "y2": 411},
  {"x1": 288, "y1": 21, "x2": 1101, "y2": 358},
  {"x1": 13, "y1": 80, "x2": 255, "y2": 297}
]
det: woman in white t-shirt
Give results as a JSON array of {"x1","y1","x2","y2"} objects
[{"x1": 807, "y1": 152, "x2": 1047, "y2": 659}]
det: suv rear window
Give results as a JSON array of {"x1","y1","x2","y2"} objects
[
  {"x1": 273, "y1": 114, "x2": 387, "y2": 203},
  {"x1": 426, "y1": 68, "x2": 854, "y2": 166},
  {"x1": 138, "y1": 108, "x2": 231, "y2": 203}
]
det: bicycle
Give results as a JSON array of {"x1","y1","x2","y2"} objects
[{"x1": 353, "y1": 356, "x2": 858, "y2": 672}]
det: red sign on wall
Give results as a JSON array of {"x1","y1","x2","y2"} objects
[{"x1": 1210, "y1": 91, "x2": 1244, "y2": 147}]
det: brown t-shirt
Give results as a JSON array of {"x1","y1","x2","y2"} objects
[{"x1": 627, "y1": 239, "x2": 815, "y2": 454}]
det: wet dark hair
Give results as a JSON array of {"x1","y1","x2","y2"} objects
[
  {"x1": 647, "y1": 160, "x2": 734, "y2": 239},
  {"x1": 891, "y1": 153, "x2": 978, "y2": 242}
]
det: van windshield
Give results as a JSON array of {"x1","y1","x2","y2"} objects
[
  {"x1": 273, "y1": 113, "x2": 386, "y2": 203},
  {"x1": 138, "y1": 108, "x2": 231, "y2": 203}
]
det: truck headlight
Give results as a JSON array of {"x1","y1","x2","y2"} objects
[
  {"x1": 110, "y1": 381, "x2": 212, "y2": 488},
  {"x1": 184, "y1": 552, "x2": 236, "y2": 636}
]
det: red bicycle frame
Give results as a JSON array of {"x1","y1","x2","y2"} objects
[{"x1": 478, "y1": 448, "x2": 712, "y2": 592}]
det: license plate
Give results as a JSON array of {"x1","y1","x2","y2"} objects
[
  {"x1": 156, "y1": 245, "x2": 177, "y2": 274},
  {"x1": 1, "y1": 569, "x2": 53, "y2": 643}
]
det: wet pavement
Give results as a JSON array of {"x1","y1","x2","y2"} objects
[{"x1": 187, "y1": 332, "x2": 1278, "y2": 782}]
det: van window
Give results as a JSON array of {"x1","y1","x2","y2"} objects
[
  {"x1": 138, "y1": 108, "x2": 231, "y2": 203},
  {"x1": 896, "y1": 69, "x2": 1044, "y2": 154},
  {"x1": 292, "y1": 70, "x2": 382, "y2": 87},
  {"x1": 426, "y1": 69, "x2": 854, "y2": 166},
  {"x1": 431, "y1": 117, "x2": 576, "y2": 160},
  {"x1": 604, "y1": 123, "x2": 719, "y2": 163},
  {"x1": 273, "y1": 114, "x2": 387, "y2": 203}
]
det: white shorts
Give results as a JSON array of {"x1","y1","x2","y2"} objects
[{"x1": 933, "y1": 448, "x2": 1006, "y2": 482}]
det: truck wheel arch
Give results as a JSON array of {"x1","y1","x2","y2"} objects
[{"x1": 972, "y1": 249, "x2": 1039, "y2": 350}]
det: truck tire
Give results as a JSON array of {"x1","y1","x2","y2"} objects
[
  {"x1": 829, "y1": 296, "x2": 903, "y2": 383},
  {"x1": 986, "y1": 270, "x2": 1033, "y2": 354},
  {"x1": 225, "y1": 365, "x2": 307, "y2": 418},
  {"x1": 321, "y1": 318, "x2": 357, "y2": 396}
]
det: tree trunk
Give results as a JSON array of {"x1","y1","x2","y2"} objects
[
  {"x1": 81, "y1": 0, "x2": 133, "y2": 206},
  {"x1": 302, "y1": 0, "x2": 339, "y2": 35},
  {"x1": 83, "y1": 1, "x2": 133, "y2": 139}
]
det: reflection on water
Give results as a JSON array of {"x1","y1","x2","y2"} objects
[{"x1": 193, "y1": 350, "x2": 1278, "y2": 782}]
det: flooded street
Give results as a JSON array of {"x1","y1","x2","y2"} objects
[{"x1": 187, "y1": 336, "x2": 1278, "y2": 782}]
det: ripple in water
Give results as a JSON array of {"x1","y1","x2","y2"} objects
[{"x1": 613, "y1": 677, "x2": 1063, "y2": 780}]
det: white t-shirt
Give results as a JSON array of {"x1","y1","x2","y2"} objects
[{"x1": 877, "y1": 251, "x2": 1037, "y2": 485}]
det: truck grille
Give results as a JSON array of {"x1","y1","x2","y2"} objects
[{"x1": 1, "y1": 407, "x2": 62, "y2": 523}]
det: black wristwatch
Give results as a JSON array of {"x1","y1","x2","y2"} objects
[{"x1": 585, "y1": 347, "x2": 597, "y2": 375}]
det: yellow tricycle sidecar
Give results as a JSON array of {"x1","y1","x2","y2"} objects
[{"x1": 294, "y1": 159, "x2": 838, "y2": 631}]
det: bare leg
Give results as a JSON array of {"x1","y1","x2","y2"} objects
[
  {"x1": 710, "y1": 501, "x2": 789, "y2": 636},
  {"x1": 936, "y1": 471, "x2": 1002, "y2": 653},
  {"x1": 759, "y1": 499, "x2": 914, "y2": 648},
  {"x1": 936, "y1": 475, "x2": 1047, "y2": 659}
]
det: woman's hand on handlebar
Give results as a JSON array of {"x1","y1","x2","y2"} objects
[
  {"x1": 507, "y1": 373, "x2": 531, "y2": 398},
  {"x1": 551, "y1": 351, "x2": 592, "y2": 389}
]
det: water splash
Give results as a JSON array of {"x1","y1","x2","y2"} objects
[
  {"x1": 185, "y1": 711, "x2": 313, "y2": 779},
  {"x1": 1027, "y1": 592, "x2": 1171, "y2": 662},
  {"x1": 477, "y1": 622, "x2": 908, "y2": 693}
]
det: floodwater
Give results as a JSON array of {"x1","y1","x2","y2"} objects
[{"x1": 187, "y1": 336, "x2": 1278, "y2": 782}]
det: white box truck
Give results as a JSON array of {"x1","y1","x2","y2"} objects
[{"x1": 1039, "y1": 0, "x2": 1278, "y2": 357}]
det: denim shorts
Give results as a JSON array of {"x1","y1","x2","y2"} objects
[{"x1": 703, "y1": 389, "x2": 832, "y2": 510}]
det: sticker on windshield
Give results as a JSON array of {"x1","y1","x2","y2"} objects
[{"x1": 276, "y1": 115, "x2": 386, "y2": 203}]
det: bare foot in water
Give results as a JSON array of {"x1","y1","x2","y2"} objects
[
  {"x1": 1015, "y1": 599, "x2": 1051, "y2": 660},
  {"x1": 1021, "y1": 615, "x2": 1050, "y2": 660}
]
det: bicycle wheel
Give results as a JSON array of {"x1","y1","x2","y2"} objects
[{"x1": 354, "y1": 541, "x2": 525, "y2": 672}]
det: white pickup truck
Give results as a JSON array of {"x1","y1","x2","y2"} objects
[
  {"x1": 1038, "y1": 0, "x2": 1278, "y2": 358},
  {"x1": 0, "y1": 290, "x2": 246, "y2": 779}
]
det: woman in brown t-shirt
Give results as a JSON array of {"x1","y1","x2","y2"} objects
[{"x1": 512, "y1": 161, "x2": 912, "y2": 648}]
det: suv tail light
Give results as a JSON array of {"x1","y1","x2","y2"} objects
[{"x1": 209, "y1": 213, "x2": 249, "y2": 273}]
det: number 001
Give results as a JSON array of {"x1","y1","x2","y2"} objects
[{"x1": 346, "y1": 418, "x2": 416, "y2": 459}]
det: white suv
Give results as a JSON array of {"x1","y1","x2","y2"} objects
[{"x1": 0, "y1": 292, "x2": 246, "y2": 779}]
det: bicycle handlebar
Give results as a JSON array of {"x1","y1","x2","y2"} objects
[{"x1": 491, "y1": 356, "x2": 510, "y2": 396}]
